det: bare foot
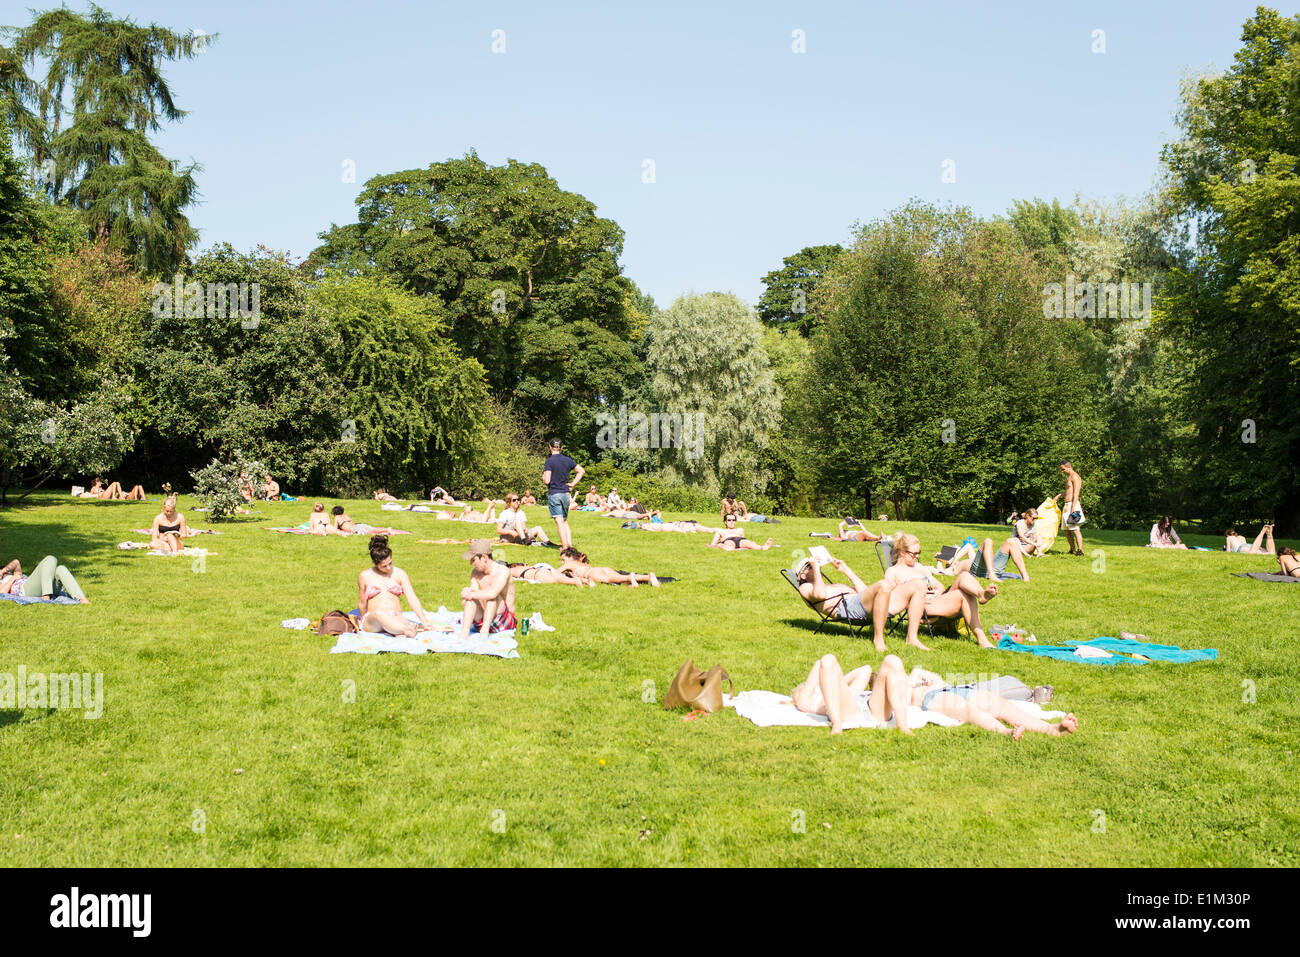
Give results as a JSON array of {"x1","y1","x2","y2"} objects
[
  {"x1": 979, "y1": 584, "x2": 999, "y2": 603},
  {"x1": 1011, "y1": 725, "x2": 1025, "y2": 741},
  {"x1": 78, "y1": 597, "x2": 91, "y2": 605},
  {"x1": 648, "y1": 573, "x2": 660, "y2": 588},
  {"x1": 874, "y1": 639, "x2": 888, "y2": 653},
  {"x1": 627, "y1": 577, "x2": 639, "y2": 588},
  {"x1": 976, "y1": 632, "x2": 995, "y2": 649},
  {"x1": 762, "y1": 538, "x2": 774, "y2": 550},
  {"x1": 906, "y1": 637, "x2": 931, "y2": 652},
  {"x1": 830, "y1": 723, "x2": 843, "y2": 735},
  {"x1": 1056, "y1": 713, "x2": 1079, "y2": 735}
]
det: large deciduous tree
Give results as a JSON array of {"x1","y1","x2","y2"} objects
[
  {"x1": 306, "y1": 152, "x2": 639, "y2": 444},
  {"x1": 1160, "y1": 6, "x2": 1300, "y2": 532},
  {"x1": 642, "y1": 292, "x2": 781, "y2": 496},
  {"x1": 757, "y1": 244, "x2": 844, "y2": 336}
]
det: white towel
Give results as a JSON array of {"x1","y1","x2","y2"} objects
[{"x1": 726, "y1": 690, "x2": 1065, "y2": 730}]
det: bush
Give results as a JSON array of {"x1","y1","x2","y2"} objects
[
  {"x1": 580, "y1": 462, "x2": 778, "y2": 516},
  {"x1": 191, "y1": 452, "x2": 266, "y2": 521}
]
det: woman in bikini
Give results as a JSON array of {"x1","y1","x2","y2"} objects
[
  {"x1": 149, "y1": 495, "x2": 192, "y2": 554},
  {"x1": 456, "y1": 501, "x2": 498, "y2": 523},
  {"x1": 707, "y1": 514, "x2": 773, "y2": 550},
  {"x1": 1225, "y1": 525, "x2": 1275, "y2": 554},
  {"x1": 1275, "y1": 547, "x2": 1300, "y2": 578},
  {"x1": 357, "y1": 536, "x2": 434, "y2": 637},
  {"x1": 905, "y1": 665, "x2": 1079, "y2": 739},
  {"x1": 504, "y1": 561, "x2": 592, "y2": 586},
  {"x1": 331, "y1": 506, "x2": 398, "y2": 536},
  {"x1": 884, "y1": 533, "x2": 1000, "y2": 651},
  {"x1": 791, "y1": 653, "x2": 913, "y2": 734},
  {"x1": 558, "y1": 548, "x2": 661, "y2": 587},
  {"x1": 308, "y1": 502, "x2": 338, "y2": 535}
]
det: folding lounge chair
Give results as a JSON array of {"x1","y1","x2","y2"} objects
[
  {"x1": 872, "y1": 539, "x2": 936, "y2": 639},
  {"x1": 780, "y1": 567, "x2": 870, "y2": 639}
]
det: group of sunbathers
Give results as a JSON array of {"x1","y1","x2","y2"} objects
[{"x1": 75, "y1": 478, "x2": 146, "y2": 500}]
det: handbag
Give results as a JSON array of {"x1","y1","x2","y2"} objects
[
  {"x1": 663, "y1": 659, "x2": 734, "y2": 713},
  {"x1": 317, "y1": 610, "x2": 360, "y2": 635}
]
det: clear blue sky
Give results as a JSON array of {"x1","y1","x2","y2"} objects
[{"x1": 35, "y1": 0, "x2": 1271, "y2": 306}]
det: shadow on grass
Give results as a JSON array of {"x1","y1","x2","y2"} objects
[{"x1": 0, "y1": 709, "x2": 55, "y2": 730}]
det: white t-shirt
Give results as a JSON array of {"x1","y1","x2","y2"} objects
[
  {"x1": 1014, "y1": 519, "x2": 1040, "y2": 548},
  {"x1": 498, "y1": 509, "x2": 528, "y2": 536}
]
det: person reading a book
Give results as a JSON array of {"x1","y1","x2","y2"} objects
[{"x1": 794, "y1": 553, "x2": 894, "y2": 652}]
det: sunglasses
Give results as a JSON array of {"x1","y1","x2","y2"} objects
[{"x1": 904, "y1": 550, "x2": 921, "y2": 557}]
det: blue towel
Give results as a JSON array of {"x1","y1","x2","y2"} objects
[
  {"x1": 996, "y1": 636, "x2": 1144, "y2": 665},
  {"x1": 0, "y1": 592, "x2": 79, "y2": 606},
  {"x1": 1067, "y1": 637, "x2": 1218, "y2": 663}
]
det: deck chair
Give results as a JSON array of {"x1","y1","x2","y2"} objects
[
  {"x1": 872, "y1": 539, "x2": 937, "y2": 639},
  {"x1": 780, "y1": 567, "x2": 870, "y2": 638}
]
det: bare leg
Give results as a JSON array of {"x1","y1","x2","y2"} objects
[
  {"x1": 1002, "y1": 539, "x2": 1029, "y2": 580},
  {"x1": 554, "y1": 516, "x2": 572, "y2": 549},
  {"x1": 860, "y1": 579, "x2": 893, "y2": 652},
  {"x1": 924, "y1": 693, "x2": 1019, "y2": 737},
  {"x1": 458, "y1": 598, "x2": 486, "y2": 639},
  {"x1": 865, "y1": 655, "x2": 911, "y2": 733},
  {"x1": 1250, "y1": 525, "x2": 1275, "y2": 555},
  {"x1": 364, "y1": 609, "x2": 419, "y2": 638},
  {"x1": 903, "y1": 585, "x2": 929, "y2": 651},
  {"x1": 980, "y1": 693, "x2": 1079, "y2": 736},
  {"x1": 814, "y1": 654, "x2": 861, "y2": 735}
]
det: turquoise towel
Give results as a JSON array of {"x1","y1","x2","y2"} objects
[
  {"x1": 996, "y1": 636, "x2": 1144, "y2": 665},
  {"x1": 1067, "y1": 636, "x2": 1218, "y2": 663},
  {"x1": 996, "y1": 635, "x2": 1217, "y2": 665}
]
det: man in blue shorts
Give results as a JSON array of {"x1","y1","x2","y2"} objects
[{"x1": 541, "y1": 438, "x2": 585, "y2": 549}]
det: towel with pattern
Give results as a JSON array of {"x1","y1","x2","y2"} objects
[
  {"x1": 322, "y1": 608, "x2": 520, "y2": 658},
  {"x1": 1234, "y1": 572, "x2": 1300, "y2": 583}
]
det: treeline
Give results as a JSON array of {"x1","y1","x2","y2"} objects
[{"x1": 1, "y1": 6, "x2": 1297, "y2": 531}]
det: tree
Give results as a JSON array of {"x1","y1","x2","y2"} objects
[
  {"x1": 306, "y1": 152, "x2": 639, "y2": 441},
  {"x1": 642, "y1": 292, "x2": 782, "y2": 496},
  {"x1": 1160, "y1": 6, "x2": 1300, "y2": 532},
  {"x1": 795, "y1": 202, "x2": 1107, "y2": 521},
  {"x1": 133, "y1": 245, "x2": 348, "y2": 489},
  {"x1": 309, "y1": 272, "x2": 490, "y2": 495},
  {"x1": 8, "y1": 5, "x2": 207, "y2": 275},
  {"x1": 756, "y1": 244, "x2": 844, "y2": 335}
]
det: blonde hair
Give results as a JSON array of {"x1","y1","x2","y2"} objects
[{"x1": 891, "y1": 532, "x2": 919, "y2": 565}]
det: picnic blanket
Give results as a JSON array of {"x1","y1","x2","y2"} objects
[
  {"x1": 1233, "y1": 572, "x2": 1300, "y2": 583},
  {"x1": 997, "y1": 635, "x2": 1217, "y2": 665},
  {"x1": 0, "y1": 591, "x2": 79, "y2": 606},
  {"x1": 266, "y1": 525, "x2": 411, "y2": 535},
  {"x1": 132, "y1": 528, "x2": 218, "y2": 536},
  {"x1": 726, "y1": 690, "x2": 1066, "y2": 730},
  {"x1": 316, "y1": 608, "x2": 521, "y2": 658}
]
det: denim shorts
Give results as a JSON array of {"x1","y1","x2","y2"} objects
[
  {"x1": 921, "y1": 683, "x2": 977, "y2": 711},
  {"x1": 547, "y1": 492, "x2": 571, "y2": 519},
  {"x1": 834, "y1": 592, "x2": 868, "y2": 621}
]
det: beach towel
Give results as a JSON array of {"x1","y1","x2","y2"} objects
[
  {"x1": 291, "y1": 608, "x2": 521, "y2": 658},
  {"x1": 726, "y1": 690, "x2": 1066, "y2": 730},
  {"x1": 0, "y1": 591, "x2": 79, "y2": 606},
  {"x1": 1233, "y1": 572, "x2": 1300, "y2": 583},
  {"x1": 997, "y1": 635, "x2": 1216, "y2": 665}
]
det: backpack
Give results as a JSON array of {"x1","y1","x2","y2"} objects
[{"x1": 316, "y1": 610, "x2": 360, "y2": 635}]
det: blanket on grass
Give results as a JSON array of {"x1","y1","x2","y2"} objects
[
  {"x1": 321, "y1": 608, "x2": 521, "y2": 658},
  {"x1": 726, "y1": 690, "x2": 1065, "y2": 731},
  {"x1": 0, "y1": 591, "x2": 78, "y2": 606},
  {"x1": 997, "y1": 635, "x2": 1217, "y2": 665},
  {"x1": 1233, "y1": 571, "x2": 1300, "y2": 583},
  {"x1": 265, "y1": 525, "x2": 410, "y2": 535}
]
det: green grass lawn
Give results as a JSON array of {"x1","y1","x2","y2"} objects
[{"x1": 1, "y1": 492, "x2": 1297, "y2": 866}]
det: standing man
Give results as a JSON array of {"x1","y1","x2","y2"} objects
[
  {"x1": 1053, "y1": 461, "x2": 1085, "y2": 556},
  {"x1": 541, "y1": 438, "x2": 584, "y2": 549}
]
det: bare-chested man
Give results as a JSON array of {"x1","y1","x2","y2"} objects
[
  {"x1": 795, "y1": 556, "x2": 894, "y2": 652},
  {"x1": 459, "y1": 540, "x2": 517, "y2": 638},
  {"x1": 1053, "y1": 460, "x2": 1085, "y2": 556}
]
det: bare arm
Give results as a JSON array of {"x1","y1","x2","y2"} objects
[
  {"x1": 569, "y1": 464, "x2": 585, "y2": 489},
  {"x1": 397, "y1": 569, "x2": 432, "y2": 627}
]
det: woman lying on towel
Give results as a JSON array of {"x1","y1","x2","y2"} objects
[
  {"x1": 447, "y1": 502, "x2": 498, "y2": 523},
  {"x1": 357, "y1": 536, "x2": 434, "y2": 637},
  {"x1": 622, "y1": 519, "x2": 720, "y2": 533},
  {"x1": 373, "y1": 489, "x2": 399, "y2": 501},
  {"x1": 331, "y1": 506, "x2": 399, "y2": 536},
  {"x1": 81, "y1": 478, "x2": 145, "y2": 500},
  {"x1": 884, "y1": 533, "x2": 1000, "y2": 651},
  {"x1": 503, "y1": 560, "x2": 591, "y2": 586},
  {"x1": 308, "y1": 502, "x2": 339, "y2": 535},
  {"x1": 149, "y1": 496, "x2": 193, "y2": 554},
  {"x1": 707, "y1": 514, "x2": 774, "y2": 550},
  {"x1": 791, "y1": 654, "x2": 1078, "y2": 737},
  {"x1": 0, "y1": 556, "x2": 90, "y2": 603},
  {"x1": 558, "y1": 548, "x2": 661, "y2": 587},
  {"x1": 1276, "y1": 548, "x2": 1300, "y2": 578},
  {"x1": 429, "y1": 486, "x2": 457, "y2": 506}
]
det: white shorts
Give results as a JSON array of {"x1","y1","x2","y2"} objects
[{"x1": 1062, "y1": 503, "x2": 1086, "y2": 530}]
